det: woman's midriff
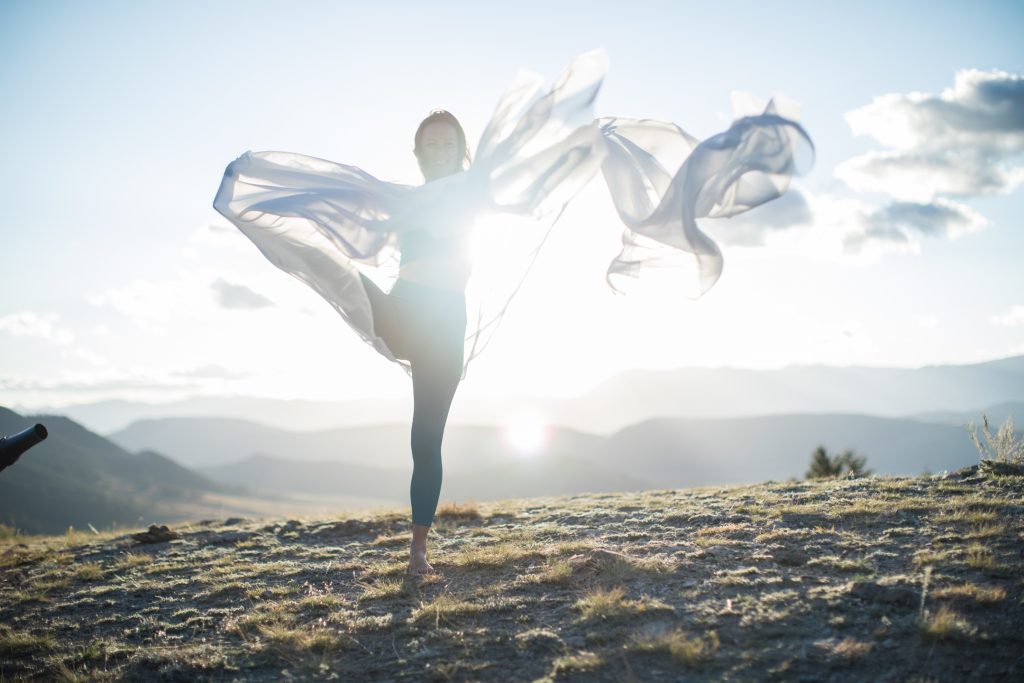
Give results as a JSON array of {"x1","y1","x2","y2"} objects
[{"x1": 397, "y1": 255, "x2": 470, "y2": 293}]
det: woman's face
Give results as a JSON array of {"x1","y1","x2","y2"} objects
[{"x1": 418, "y1": 120, "x2": 462, "y2": 181}]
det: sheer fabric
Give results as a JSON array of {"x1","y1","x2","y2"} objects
[{"x1": 213, "y1": 49, "x2": 813, "y2": 377}]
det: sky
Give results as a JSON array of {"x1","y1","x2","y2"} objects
[{"x1": 1, "y1": 0, "x2": 1023, "y2": 411}]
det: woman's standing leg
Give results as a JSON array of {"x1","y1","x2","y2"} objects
[{"x1": 407, "y1": 344, "x2": 463, "y2": 573}]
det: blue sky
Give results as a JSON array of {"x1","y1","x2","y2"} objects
[{"x1": 2, "y1": 0, "x2": 1023, "y2": 409}]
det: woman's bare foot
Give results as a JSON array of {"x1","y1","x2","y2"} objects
[
  {"x1": 409, "y1": 550, "x2": 435, "y2": 575},
  {"x1": 409, "y1": 523, "x2": 436, "y2": 575}
]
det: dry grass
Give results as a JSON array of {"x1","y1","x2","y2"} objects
[
  {"x1": 964, "y1": 544, "x2": 996, "y2": 569},
  {"x1": 628, "y1": 628, "x2": 719, "y2": 667},
  {"x1": 434, "y1": 500, "x2": 482, "y2": 521},
  {"x1": 574, "y1": 586, "x2": 673, "y2": 622},
  {"x1": 410, "y1": 594, "x2": 485, "y2": 624},
  {"x1": 920, "y1": 605, "x2": 975, "y2": 641},
  {"x1": 449, "y1": 540, "x2": 542, "y2": 568},
  {"x1": 2, "y1": 475, "x2": 1021, "y2": 682},
  {"x1": 932, "y1": 582, "x2": 1007, "y2": 603}
]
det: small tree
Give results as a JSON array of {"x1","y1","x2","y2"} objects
[{"x1": 805, "y1": 445, "x2": 872, "y2": 479}]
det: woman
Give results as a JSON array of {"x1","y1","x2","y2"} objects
[
  {"x1": 213, "y1": 50, "x2": 812, "y2": 576},
  {"x1": 357, "y1": 110, "x2": 474, "y2": 574}
]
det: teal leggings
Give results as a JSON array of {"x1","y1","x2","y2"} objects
[{"x1": 360, "y1": 274, "x2": 466, "y2": 527}]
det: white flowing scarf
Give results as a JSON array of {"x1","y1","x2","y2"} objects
[{"x1": 213, "y1": 50, "x2": 814, "y2": 378}]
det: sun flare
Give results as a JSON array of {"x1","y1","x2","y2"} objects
[{"x1": 501, "y1": 411, "x2": 550, "y2": 458}]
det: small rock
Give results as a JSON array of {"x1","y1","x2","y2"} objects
[
  {"x1": 516, "y1": 628, "x2": 564, "y2": 653},
  {"x1": 206, "y1": 531, "x2": 253, "y2": 545},
  {"x1": 772, "y1": 548, "x2": 810, "y2": 566},
  {"x1": 946, "y1": 465, "x2": 979, "y2": 479},
  {"x1": 848, "y1": 580, "x2": 916, "y2": 606},
  {"x1": 222, "y1": 517, "x2": 246, "y2": 526},
  {"x1": 979, "y1": 460, "x2": 1024, "y2": 477},
  {"x1": 131, "y1": 524, "x2": 180, "y2": 544}
]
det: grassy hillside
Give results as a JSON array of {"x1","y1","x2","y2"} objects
[{"x1": 1, "y1": 471, "x2": 1021, "y2": 681}]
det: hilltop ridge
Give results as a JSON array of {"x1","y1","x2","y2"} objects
[{"x1": 2, "y1": 472, "x2": 1021, "y2": 681}]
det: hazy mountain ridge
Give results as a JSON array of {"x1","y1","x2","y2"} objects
[
  {"x1": 118, "y1": 413, "x2": 983, "y2": 499},
  {"x1": 911, "y1": 401, "x2": 1024, "y2": 426},
  {"x1": 567, "y1": 356, "x2": 1024, "y2": 433},
  {"x1": 199, "y1": 452, "x2": 653, "y2": 504},
  {"x1": 111, "y1": 418, "x2": 604, "y2": 470},
  {"x1": 30, "y1": 355, "x2": 1024, "y2": 435},
  {"x1": 590, "y1": 414, "x2": 981, "y2": 486}
]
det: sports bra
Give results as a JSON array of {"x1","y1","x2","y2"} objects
[{"x1": 398, "y1": 230, "x2": 471, "y2": 291}]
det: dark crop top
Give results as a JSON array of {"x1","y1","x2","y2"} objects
[
  {"x1": 399, "y1": 230, "x2": 463, "y2": 266},
  {"x1": 398, "y1": 229, "x2": 472, "y2": 290}
]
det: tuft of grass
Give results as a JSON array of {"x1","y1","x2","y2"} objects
[
  {"x1": 808, "y1": 555, "x2": 874, "y2": 573},
  {"x1": 361, "y1": 559, "x2": 408, "y2": 579},
  {"x1": 358, "y1": 578, "x2": 407, "y2": 602},
  {"x1": 964, "y1": 544, "x2": 996, "y2": 569},
  {"x1": 830, "y1": 637, "x2": 873, "y2": 663},
  {"x1": 450, "y1": 541, "x2": 541, "y2": 568},
  {"x1": 912, "y1": 548, "x2": 957, "y2": 567},
  {"x1": 551, "y1": 652, "x2": 603, "y2": 675},
  {"x1": 0, "y1": 624, "x2": 58, "y2": 657},
  {"x1": 371, "y1": 532, "x2": 408, "y2": 547},
  {"x1": 72, "y1": 561, "x2": 104, "y2": 581},
  {"x1": 932, "y1": 582, "x2": 1006, "y2": 604},
  {"x1": 695, "y1": 523, "x2": 750, "y2": 537},
  {"x1": 434, "y1": 501, "x2": 482, "y2": 521},
  {"x1": 964, "y1": 524, "x2": 1007, "y2": 540},
  {"x1": 920, "y1": 605, "x2": 975, "y2": 641},
  {"x1": 585, "y1": 550, "x2": 675, "y2": 583},
  {"x1": 629, "y1": 628, "x2": 719, "y2": 667},
  {"x1": 528, "y1": 557, "x2": 573, "y2": 585},
  {"x1": 409, "y1": 594, "x2": 484, "y2": 625},
  {"x1": 110, "y1": 552, "x2": 152, "y2": 571},
  {"x1": 574, "y1": 586, "x2": 672, "y2": 622},
  {"x1": 968, "y1": 414, "x2": 1024, "y2": 464},
  {"x1": 930, "y1": 508, "x2": 999, "y2": 525}
]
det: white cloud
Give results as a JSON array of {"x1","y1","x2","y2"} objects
[
  {"x1": 837, "y1": 69, "x2": 1024, "y2": 201},
  {"x1": 63, "y1": 348, "x2": 109, "y2": 366},
  {"x1": 211, "y1": 278, "x2": 274, "y2": 310},
  {"x1": 172, "y1": 364, "x2": 251, "y2": 380},
  {"x1": 0, "y1": 311, "x2": 75, "y2": 346},
  {"x1": 182, "y1": 222, "x2": 253, "y2": 261},
  {"x1": 992, "y1": 305, "x2": 1024, "y2": 327},
  {"x1": 0, "y1": 373, "x2": 200, "y2": 394},
  {"x1": 845, "y1": 197, "x2": 987, "y2": 250},
  {"x1": 734, "y1": 190, "x2": 982, "y2": 263}
]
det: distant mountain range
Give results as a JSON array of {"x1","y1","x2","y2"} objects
[
  {"x1": 199, "y1": 452, "x2": 651, "y2": 505},
  {"x1": 110, "y1": 419, "x2": 602, "y2": 469},
  {"x1": 0, "y1": 394, "x2": 1009, "y2": 535},
  {"x1": 5, "y1": 356, "x2": 1020, "y2": 534},
  {"x1": 28, "y1": 356, "x2": 1024, "y2": 435},
  {"x1": 112, "y1": 413, "x2": 984, "y2": 498}
]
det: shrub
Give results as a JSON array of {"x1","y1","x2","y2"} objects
[
  {"x1": 805, "y1": 445, "x2": 872, "y2": 479},
  {"x1": 967, "y1": 414, "x2": 1024, "y2": 464}
]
